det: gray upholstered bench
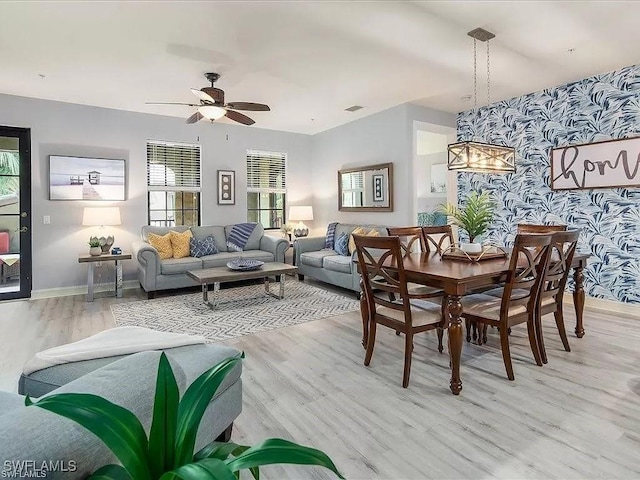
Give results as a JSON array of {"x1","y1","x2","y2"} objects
[{"x1": 2, "y1": 345, "x2": 242, "y2": 479}]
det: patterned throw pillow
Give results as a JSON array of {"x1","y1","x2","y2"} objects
[
  {"x1": 147, "y1": 232, "x2": 173, "y2": 260},
  {"x1": 335, "y1": 232, "x2": 350, "y2": 256},
  {"x1": 348, "y1": 227, "x2": 368, "y2": 255},
  {"x1": 190, "y1": 235, "x2": 218, "y2": 258},
  {"x1": 169, "y1": 230, "x2": 193, "y2": 259},
  {"x1": 324, "y1": 222, "x2": 338, "y2": 249}
]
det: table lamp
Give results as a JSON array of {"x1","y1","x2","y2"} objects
[
  {"x1": 289, "y1": 205, "x2": 313, "y2": 237},
  {"x1": 82, "y1": 207, "x2": 121, "y2": 254}
]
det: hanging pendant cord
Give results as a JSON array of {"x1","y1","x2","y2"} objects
[
  {"x1": 473, "y1": 37, "x2": 478, "y2": 111},
  {"x1": 487, "y1": 39, "x2": 491, "y2": 105}
]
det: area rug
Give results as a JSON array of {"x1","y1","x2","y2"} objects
[{"x1": 110, "y1": 281, "x2": 359, "y2": 342}]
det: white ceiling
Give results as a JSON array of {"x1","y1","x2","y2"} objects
[{"x1": 2, "y1": 1, "x2": 640, "y2": 135}]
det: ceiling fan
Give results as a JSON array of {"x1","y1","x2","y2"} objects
[{"x1": 146, "y1": 72, "x2": 270, "y2": 126}]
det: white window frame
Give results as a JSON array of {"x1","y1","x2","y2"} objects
[{"x1": 246, "y1": 150, "x2": 287, "y2": 229}]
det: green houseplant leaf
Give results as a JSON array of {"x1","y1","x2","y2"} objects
[
  {"x1": 160, "y1": 458, "x2": 237, "y2": 480},
  {"x1": 89, "y1": 464, "x2": 133, "y2": 480},
  {"x1": 441, "y1": 191, "x2": 494, "y2": 243},
  {"x1": 148, "y1": 352, "x2": 180, "y2": 478},
  {"x1": 26, "y1": 393, "x2": 151, "y2": 480}
]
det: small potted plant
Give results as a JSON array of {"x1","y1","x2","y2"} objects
[
  {"x1": 441, "y1": 191, "x2": 494, "y2": 254},
  {"x1": 280, "y1": 223, "x2": 293, "y2": 241},
  {"x1": 88, "y1": 237, "x2": 102, "y2": 256}
]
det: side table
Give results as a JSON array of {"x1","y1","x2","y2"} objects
[{"x1": 78, "y1": 253, "x2": 132, "y2": 302}]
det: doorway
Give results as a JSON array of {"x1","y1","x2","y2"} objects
[{"x1": 0, "y1": 126, "x2": 31, "y2": 300}]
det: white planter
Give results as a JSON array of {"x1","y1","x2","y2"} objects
[
  {"x1": 460, "y1": 242, "x2": 483, "y2": 254},
  {"x1": 89, "y1": 246, "x2": 102, "y2": 256}
]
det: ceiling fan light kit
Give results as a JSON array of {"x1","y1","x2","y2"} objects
[
  {"x1": 447, "y1": 28, "x2": 515, "y2": 174},
  {"x1": 146, "y1": 72, "x2": 270, "y2": 126}
]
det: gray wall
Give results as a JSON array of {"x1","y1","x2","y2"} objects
[
  {"x1": 310, "y1": 103, "x2": 455, "y2": 234},
  {"x1": 0, "y1": 93, "x2": 312, "y2": 291}
]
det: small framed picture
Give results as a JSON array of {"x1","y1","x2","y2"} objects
[
  {"x1": 372, "y1": 174, "x2": 384, "y2": 202},
  {"x1": 217, "y1": 170, "x2": 235, "y2": 205}
]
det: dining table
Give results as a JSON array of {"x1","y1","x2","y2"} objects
[{"x1": 359, "y1": 250, "x2": 589, "y2": 395}]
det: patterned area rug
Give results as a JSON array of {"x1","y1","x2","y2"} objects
[{"x1": 110, "y1": 281, "x2": 359, "y2": 342}]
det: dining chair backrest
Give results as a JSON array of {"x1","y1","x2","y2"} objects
[
  {"x1": 354, "y1": 234, "x2": 413, "y2": 321},
  {"x1": 421, "y1": 225, "x2": 454, "y2": 253},
  {"x1": 386, "y1": 227, "x2": 426, "y2": 255},
  {"x1": 517, "y1": 223, "x2": 567, "y2": 234},
  {"x1": 501, "y1": 233, "x2": 553, "y2": 315},
  {"x1": 540, "y1": 229, "x2": 580, "y2": 305}
]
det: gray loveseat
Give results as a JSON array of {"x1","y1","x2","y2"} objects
[
  {"x1": 295, "y1": 223, "x2": 387, "y2": 293},
  {"x1": 132, "y1": 224, "x2": 289, "y2": 298},
  {"x1": 1, "y1": 344, "x2": 242, "y2": 479}
]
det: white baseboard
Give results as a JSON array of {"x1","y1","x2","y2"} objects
[
  {"x1": 564, "y1": 296, "x2": 640, "y2": 319},
  {"x1": 31, "y1": 280, "x2": 140, "y2": 300}
]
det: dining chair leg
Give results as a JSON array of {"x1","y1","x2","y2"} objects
[
  {"x1": 481, "y1": 324, "x2": 488, "y2": 344},
  {"x1": 534, "y1": 308, "x2": 548, "y2": 365},
  {"x1": 360, "y1": 289, "x2": 369, "y2": 349},
  {"x1": 364, "y1": 320, "x2": 377, "y2": 366},
  {"x1": 465, "y1": 319, "x2": 471, "y2": 342},
  {"x1": 437, "y1": 327, "x2": 444, "y2": 353},
  {"x1": 499, "y1": 325, "x2": 515, "y2": 381},
  {"x1": 554, "y1": 309, "x2": 571, "y2": 352},
  {"x1": 402, "y1": 331, "x2": 413, "y2": 388},
  {"x1": 527, "y1": 314, "x2": 543, "y2": 366}
]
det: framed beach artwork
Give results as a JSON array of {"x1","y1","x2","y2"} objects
[
  {"x1": 49, "y1": 156, "x2": 126, "y2": 200},
  {"x1": 217, "y1": 170, "x2": 235, "y2": 205}
]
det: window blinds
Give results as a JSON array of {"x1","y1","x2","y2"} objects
[
  {"x1": 147, "y1": 141, "x2": 201, "y2": 191},
  {"x1": 246, "y1": 150, "x2": 286, "y2": 192}
]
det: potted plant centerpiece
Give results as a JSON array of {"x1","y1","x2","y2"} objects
[
  {"x1": 441, "y1": 191, "x2": 495, "y2": 254},
  {"x1": 88, "y1": 237, "x2": 102, "y2": 256}
]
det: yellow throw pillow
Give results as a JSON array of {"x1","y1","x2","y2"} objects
[
  {"x1": 348, "y1": 227, "x2": 368, "y2": 255},
  {"x1": 169, "y1": 229, "x2": 193, "y2": 259},
  {"x1": 148, "y1": 232, "x2": 173, "y2": 260},
  {"x1": 367, "y1": 228, "x2": 381, "y2": 238}
]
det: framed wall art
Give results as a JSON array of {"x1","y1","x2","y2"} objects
[
  {"x1": 551, "y1": 137, "x2": 640, "y2": 190},
  {"x1": 372, "y1": 173, "x2": 384, "y2": 202},
  {"x1": 49, "y1": 155, "x2": 126, "y2": 200},
  {"x1": 217, "y1": 170, "x2": 235, "y2": 205}
]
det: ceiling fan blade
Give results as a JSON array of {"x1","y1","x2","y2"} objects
[
  {"x1": 186, "y1": 112, "x2": 204, "y2": 124},
  {"x1": 225, "y1": 110, "x2": 255, "y2": 126},
  {"x1": 146, "y1": 102, "x2": 199, "y2": 106},
  {"x1": 191, "y1": 88, "x2": 216, "y2": 103},
  {"x1": 225, "y1": 102, "x2": 270, "y2": 111}
]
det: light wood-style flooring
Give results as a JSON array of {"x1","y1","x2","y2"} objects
[{"x1": 1, "y1": 283, "x2": 639, "y2": 479}]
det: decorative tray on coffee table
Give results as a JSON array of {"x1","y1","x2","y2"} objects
[
  {"x1": 441, "y1": 245, "x2": 508, "y2": 262},
  {"x1": 226, "y1": 259, "x2": 265, "y2": 271}
]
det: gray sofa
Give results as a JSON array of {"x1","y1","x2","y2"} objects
[
  {"x1": 1, "y1": 344, "x2": 242, "y2": 479},
  {"x1": 295, "y1": 223, "x2": 387, "y2": 293},
  {"x1": 132, "y1": 224, "x2": 289, "y2": 298}
]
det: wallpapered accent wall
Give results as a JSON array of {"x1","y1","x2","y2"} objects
[{"x1": 457, "y1": 64, "x2": 640, "y2": 304}]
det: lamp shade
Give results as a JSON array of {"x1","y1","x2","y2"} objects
[
  {"x1": 82, "y1": 207, "x2": 121, "y2": 226},
  {"x1": 289, "y1": 205, "x2": 313, "y2": 221}
]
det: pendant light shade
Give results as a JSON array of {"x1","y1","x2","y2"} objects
[
  {"x1": 448, "y1": 28, "x2": 515, "y2": 174},
  {"x1": 198, "y1": 105, "x2": 226, "y2": 120},
  {"x1": 448, "y1": 141, "x2": 515, "y2": 173}
]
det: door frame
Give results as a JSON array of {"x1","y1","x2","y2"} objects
[{"x1": 0, "y1": 126, "x2": 31, "y2": 300}]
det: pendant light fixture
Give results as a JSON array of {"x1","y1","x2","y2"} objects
[{"x1": 447, "y1": 28, "x2": 515, "y2": 173}]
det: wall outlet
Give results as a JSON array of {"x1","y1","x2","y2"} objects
[{"x1": 43, "y1": 215, "x2": 50, "y2": 224}]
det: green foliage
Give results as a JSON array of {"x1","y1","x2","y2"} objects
[
  {"x1": 0, "y1": 151, "x2": 19, "y2": 196},
  {"x1": 88, "y1": 238, "x2": 101, "y2": 247},
  {"x1": 27, "y1": 353, "x2": 344, "y2": 480},
  {"x1": 441, "y1": 191, "x2": 495, "y2": 243}
]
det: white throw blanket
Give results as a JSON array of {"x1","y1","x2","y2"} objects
[{"x1": 23, "y1": 326, "x2": 206, "y2": 375}]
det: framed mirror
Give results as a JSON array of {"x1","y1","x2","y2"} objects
[{"x1": 338, "y1": 162, "x2": 393, "y2": 212}]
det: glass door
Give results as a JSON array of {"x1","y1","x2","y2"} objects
[{"x1": 0, "y1": 126, "x2": 31, "y2": 300}]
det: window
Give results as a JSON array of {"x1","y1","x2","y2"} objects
[
  {"x1": 246, "y1": 150, "x2": 286, "y2": 229},
  {"x1": 147, "y1": 141, "x2": 201, "y2": 227}
]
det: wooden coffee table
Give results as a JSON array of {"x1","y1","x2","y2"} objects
[{"x1": 187, "y1": 262, "x2": 298, "y2": 309}]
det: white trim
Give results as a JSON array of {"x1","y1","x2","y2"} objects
[
  {"x1": 564, "y1": 296, "x2": 640, "y2": 319},
  {"x1": 31, "y1": 280, "x2": 139, "y2": 300}
]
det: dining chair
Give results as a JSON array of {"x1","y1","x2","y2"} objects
[
  {"x1": 422, "y1": 225, "x2": 455, "y2": 253},
  {"x1": 354, "y1": 234, "x2": 445, "y2": 388},
  {"x1": 386, "y1": 227, "x2": 446, "y2": 344},
  {"x1": 460, "y1": 233, "x2": 553, "y2": 380},
  {"x1": 517, "y1": 223, "x2": 567, "y2": 234},
  {"x1": 535, "y1": 229, "x2": 580, "y2": 364}
]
